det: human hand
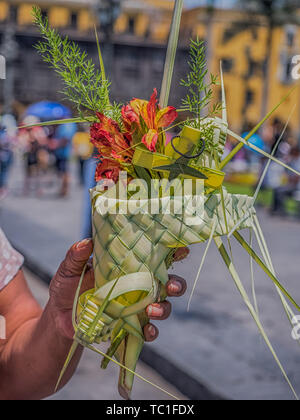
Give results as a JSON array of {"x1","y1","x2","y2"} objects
[{"x1": 49, "y1": 239, "x2": 188, "y2": 342}]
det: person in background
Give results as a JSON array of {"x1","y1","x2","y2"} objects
[
  {"x1": 242, "y1": 122, "x2": 265, "y2": 171},
  {"x1": 0, "y1": 131, "x2": 13, "y2": 200},
  {"x1": 0, "y1": 115, "x2": 18, "y2": 199},
  {"x1": 52, "y1": 123, "x2": 77, "y2": 198},
  {"x1": 72, "y1": 124, "x2": 93, "y2": 186},
  {"x1": 272, "y1": 147, "x2": 300, "y2": 216},
  {"x1": 223, "y1": 136, "x2": 248, "y2": 173},
  {"x1": 0, "y1": 229, "x2": 187, "y2": 400},
  {"x1": 18, "y1": 116, "x2": 48, "y2": 196}
]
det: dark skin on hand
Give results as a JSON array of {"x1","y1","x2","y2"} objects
[{"x1": 0, "y1": 239, "x2": 188, "y2": 400}]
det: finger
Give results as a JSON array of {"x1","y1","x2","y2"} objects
[
  {"x1": 146, "y1": 301, "x2": 172, "y2": 321},
  {"x1": 144, "y1": 323, "x2": 159, "y2": 342},
  {"x1": 166, "y1": 275, "x2": 187, "y2": 297},
  {"x1": 173, "y1": 247, "x2": 190, "y2": 262},
  {"x1": 50, "y1": 239, "x2": 93, "y2": 309},
  {"x1": 57, "y1": 239, "x2": 93, "y2": 279}
]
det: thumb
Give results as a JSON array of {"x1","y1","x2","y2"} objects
[
  {"x1": 57, "y1": 239, "x2": 93, "y2": 279},
  {"x1": 50, "y1": 239, "x2": 93, "y2": 311}
]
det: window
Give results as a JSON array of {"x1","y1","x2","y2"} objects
[
  {"x1": 128, "y1": 17, "x2": 135, "y2": 34},
  {"x1": 10, "y1": 5, "x2": 17, "y2": 22},
  {"x1": 222, "y1": 58, "x2": 234, "y2": 73},
  {"x1": 41, "y1": 9, "x2": 48, "y2": 21},
  {"x1": 71, "y1": 12, "x2": 77, "y2": 29},
  {"x1": 279, "y1": 51, "x2": 294, "y2": 85},
  {"x1": 285, "y1": 25, "x2": 296, "y2": 48},
  {"x1": 245, "y1": 89, "x2": 254, "y2": 106}
]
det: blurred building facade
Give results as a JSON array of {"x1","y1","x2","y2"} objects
[{"x1": 0, "y1": 0, "x2": 300, "y2": 132}]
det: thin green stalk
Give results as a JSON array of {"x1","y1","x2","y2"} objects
[
  {"x1": 160, "y1": 0, "x2": 184, "y2": 107},
  {"x1": 214, "y1": 236, "x2": 298, "y2": 400},
  {"x1": 18, "y1": 117, "x2": 95, "y2": 130},
  {"x1": 233, "y1": 231, "x2": 300, "y2": 312},
  {"x1": 86, "y1": 343, "x2": 180, "y2": 400},
  {"x1": 101, "y1": 328, "x2": 127, "y2": 369},
  {"x1": 94, "y1": 25, "x2": 106, "y2": 82}
]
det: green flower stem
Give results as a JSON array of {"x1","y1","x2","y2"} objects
[
  {"x1": 233, "y1": 231, "x2": 300, "y2": 312},
  {"x1": 160, "y1": 0, "x2": 184, "y2": 108}
]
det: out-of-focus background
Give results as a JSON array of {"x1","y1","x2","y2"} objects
[{"x1": 0, "y1": 0, "x2": 300, "y2": 401}]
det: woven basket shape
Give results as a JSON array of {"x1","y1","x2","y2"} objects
[{"x1": 92, "y1": 187, "x2": 256, "y2": 289}]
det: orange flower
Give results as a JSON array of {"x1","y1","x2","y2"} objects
[
  {"x1": 122, "y1": 89, "x2": 177, "y2": 152},
  {"x1": 90, "y1": 113, "x2": 133, "y2": 162}
]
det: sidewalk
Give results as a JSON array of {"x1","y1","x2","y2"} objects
[{"x1": 2, "y1": 158, "x2": 300, "y2": 400}]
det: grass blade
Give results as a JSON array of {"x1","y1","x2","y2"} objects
[
  {"x1": 214, "y1": 236, "x2": 298, "y2": 400},
  {"x1": 253, "y1": 216, "x2": 300, "y2": 347},
  {"x1": 187, "y1": 218, "x2": 217, "y2": 311},
  {"x1": 86, "y1": 343, "x2": 180, "y2": 400},
  {"x1": 55, "y1": 341, "x2": 79, "y2": 392},
  {"x1": 94, "y1": 25, "x2": 106, "y2": 82},
  {"x1": 18, "y1": 117, "x2": 94, "y2": 130},
  {"x1": 254, "y1": 105, "x2": 295, "y2": 202},
  {"x1": 226, "y1": 128, "x2": 300, "y2": 177},
  {"x1": 233, "y1": 231, "x2": 300, "y2": 312},
  {"x1": 249, "y1": 228, "x2": 259, "y2": 316},
  {"x1": 159, "y1": 0, "x2": 184, "y2": 107}
]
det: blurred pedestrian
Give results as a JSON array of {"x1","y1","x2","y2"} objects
[
  {"x1": 72, "y1": 124, "x2": 93, "y2": 186},
  {"x1": 52, "y1": 123, "x2": 77, "y2": 197},
  {"x1": 18, "y1": 116, "x2": 48, "y2": 196},
  {"x1": 271, "y1": 147, "x2": 300, "y2": 216},
  {"x1": 0, "y1": 115, "x2": 17, "y2": 199},
  {"x1": 242, "y1": 122, "x2": 265, "y2": 171}
]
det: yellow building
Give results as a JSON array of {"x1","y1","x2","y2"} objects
[{"x1": 1, "y1": 0, "x2": 300, "y2": 132}]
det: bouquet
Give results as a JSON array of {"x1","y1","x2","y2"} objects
[{"x1": 26, "y1": 2, "x2": 300, "y2": 400}]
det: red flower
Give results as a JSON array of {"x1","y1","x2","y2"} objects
[
  {"x1": 122, "y1": 104, "x2": 140, "y2": 132},
  {"x1": 95, "y1": 159, "x2": 121, "y2": 183},
  {"x1": 90, "y1": 113, "x2": 133, "y2": 162}
]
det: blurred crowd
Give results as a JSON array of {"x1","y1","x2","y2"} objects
[
  {"x1": 0, "y1": 104, "x2": 300, "y2": 220},
  {"x1": 221, "y1": 117, "x2": 300, "y2": 218},
  {"x1": 0, "y1": 111, "x2": 93, "y2": 200}
]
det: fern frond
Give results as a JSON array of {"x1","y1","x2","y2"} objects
[{"x1": 32, "y1": 6, "x2": 121, "y2": 121}]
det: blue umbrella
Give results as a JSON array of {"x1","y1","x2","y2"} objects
[{"x1": 24, "y1": 101, "x2": 72, "y2": 121}]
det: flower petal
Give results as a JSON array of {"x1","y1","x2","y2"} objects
[
  {"x1": 122, "y1": 104, "x2": 140, "y2": 131},
  {"x1": 155, "y1": 106, "x2": 177, "y2": 128},
  {"x1": 95, "y1": 159, "x2": 121, "y2": 183},
  {"x1": 146, "y1": 88, "x2": 158, "y2": 128},
  {"x1": 142, "y1": 129, "x2": 159, "y2": 152}
]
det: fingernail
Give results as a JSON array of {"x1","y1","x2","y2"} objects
[
  {"x1": 147, "y1": 305, "x2": 163, "y2": 318},
  {"x1": 148, "y1": 325, "x2": 156, "y2": 337},
  {"x1": 169, "y1": 280, "x2": 182, "y2": 294},
  {"x1": 76, "y1": 238, "x2": 92, "y2": 249}
]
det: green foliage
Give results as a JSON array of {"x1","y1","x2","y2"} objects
[
  {"x1": 32, "y1": 6, "x2": 121, "y2": 123},
  {"x1": 181, "y1": 38, "x2": 221, "y2": 129}
]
